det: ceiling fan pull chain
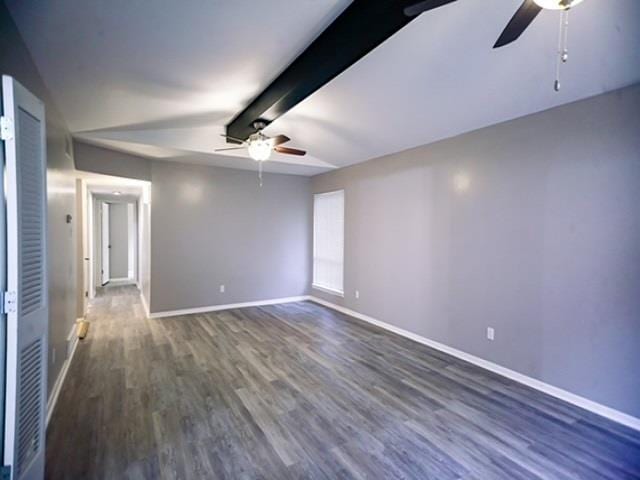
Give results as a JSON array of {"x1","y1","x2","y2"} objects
[
  {"x1": 554, "y1": 9, "x2": 570, "y2": 92},
  {"x1": 258, "y1": 160, "x2": 263, "y2": 188}
]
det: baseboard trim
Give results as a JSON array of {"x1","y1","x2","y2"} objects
[
  {"x1": 308, "y1": 296, "x2": 640, "y2": 432},
  {"x1": 150, "y1": 295, "x2": 310, "y2": 319},
  {"x1": 47, "y1": 320, "x2": 80, "y2": 427},
  {"x1": 109, "y1": 277, "x2": 130, "y2": 282},
  {"x1": 140, "y1": 292, "x2": 150, "y2": 318}
]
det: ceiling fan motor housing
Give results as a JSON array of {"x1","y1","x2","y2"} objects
[{"x1": 252, "y1": 119, "x2": 269, "y2": 132}]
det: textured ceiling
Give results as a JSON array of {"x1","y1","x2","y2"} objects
[{"x1": 7, "y1": 0, "x2": 640, "y2": 175}]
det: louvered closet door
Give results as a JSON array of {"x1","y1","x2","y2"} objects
[{"x1": 2, "y1": 75, "x2": 48, "y2": 480}]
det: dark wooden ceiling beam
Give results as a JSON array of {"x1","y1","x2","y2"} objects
[{"x1": 226, "y1": 0, "x2": 456, "y2": 142}]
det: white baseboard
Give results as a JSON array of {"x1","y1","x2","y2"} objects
[
  {"x1": 140, "y1": 292, "x2": 150, "y2": 319},
  {"x1": 150, "y1": 295, "x2": 310, "y2": 319},
  {"x1": 47, "y1": 320, "x2": 80, "y2": 427},
  {"x1": 308, "y1": 296, "x2": 640, "y2": 432}
]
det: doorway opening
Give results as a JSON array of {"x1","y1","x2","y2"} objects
[
  {"x1": 97, "y1": 197, "x2": 137, "y2": 287},
  {"x1": 75, "y1": 173, "x2": 151, "y2": 319}
]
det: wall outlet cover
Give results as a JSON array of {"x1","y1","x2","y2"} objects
[{"x1": 487, "y1": 327, "x2": 495, "y2": 341}]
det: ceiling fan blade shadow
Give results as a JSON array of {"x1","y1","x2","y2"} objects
[
  {"x1": 271, "y1": 135, "x2": 291, "y2": 146},
  {"x1": 493, "y1": 0, "x2": 542, "y2": 48},
  {"x1": 404, "y1": 0, "x2": 457, "y2": 17},
  {"x1": 274, "y1": 146, "x2": 306, "y2": 156}
]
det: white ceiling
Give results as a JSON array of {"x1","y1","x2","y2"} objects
[{"x1": 7, "y1": 0, "x2": 640, "y2": 176}]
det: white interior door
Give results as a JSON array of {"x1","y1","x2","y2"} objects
[
  {"x1": 101, "y1": 202, "x2": 110, "y2": 285},
  {"x1": 2, "y1": 75, "x2": 48, "y2": 480}
]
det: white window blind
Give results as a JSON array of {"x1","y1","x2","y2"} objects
[{"x1": 313, "y1": 190, "x2": 344, "y2": 295}]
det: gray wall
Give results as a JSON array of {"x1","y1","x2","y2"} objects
[
  {"x1": 74, "y1": 141, "x2": 151, "y2": 181},
  {"x1": 311, "y1": 85, "x2": 640, "y2": 418},
  {"x1": 150, "y1": 160, "x2": 311, "y2": 313},
  {"x1": 92, "y1": 196, "x2": 102, "y2": 289},
  {"x1": 1, "y1": 4, "x2": 78, "y2": 395},
  {"x1": 109, "y1": 203, "x2": 129, "y2": 279}
]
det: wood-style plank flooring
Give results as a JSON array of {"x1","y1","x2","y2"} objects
[{"x1": 46, "y1": 285, "x2": 640, "y2": 479}]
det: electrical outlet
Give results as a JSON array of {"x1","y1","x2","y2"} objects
[
  {"x1": 487, "y1": 327, "x2": 495, "y2": 341},
  {"x1": 355, "y1": 290, "x2": 360, "y2": 299},
  {"x1": 219, "y1": 284, "x2": 225, "y2": 293}
]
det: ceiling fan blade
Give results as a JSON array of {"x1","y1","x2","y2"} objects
[
  {"x1": 219, "y1": 133, "x2": 246, "y2": 144},
  {"x1": 271, "y1": 134, "x2": 291, "y2": 146},
  {"x1": 493, "y1": 0, "x2": 542, "y2": 48},
  {"x1": 403, "y1": 0, "x2": 457, "y2": 17},
  {"x1": 215, "y1": 147, "x2": 245, "y2": 152},
  {"x1": 274, "y1": 146, "x2": 306, "y2": 156}
]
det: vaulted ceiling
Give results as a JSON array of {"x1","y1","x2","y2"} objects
[{"x1": 7, "y1": 0, "x2": 640, "y2": 175}]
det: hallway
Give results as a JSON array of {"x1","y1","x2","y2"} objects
[{"x1": 46, "y1": 285, "x2": 148, "y2": 478}]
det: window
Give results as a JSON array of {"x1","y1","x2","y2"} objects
[{"x1": 313, "y1": 190, "x2": 344, "y2": 296}]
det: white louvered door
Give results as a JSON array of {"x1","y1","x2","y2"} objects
[{"x1": 2, "y1": 75, "x2": 48, "y2": 480}]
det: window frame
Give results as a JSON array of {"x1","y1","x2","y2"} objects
[{"x1": 312, "y1": 189, "x2": 345, "y2": 297}]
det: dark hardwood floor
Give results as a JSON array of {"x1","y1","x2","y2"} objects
[{"x1": 46, "y1": 285, "x2": 640, "y2": 479}]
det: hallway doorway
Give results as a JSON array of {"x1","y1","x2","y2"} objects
[
  {"x1": 75, "y1": 172, "x2": 151, "y2": 321},
  {"x1": 98, "y1": 198, "x2": 136, "y2": 286}
]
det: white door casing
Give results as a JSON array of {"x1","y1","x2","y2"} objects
[
  {"x1": 127, "y1": 202, "x2": 135, "y2": 281},
  {"x1": 101, "y1": 202, "x2": 110, "y2": 285}
]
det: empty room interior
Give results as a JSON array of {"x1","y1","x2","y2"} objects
[{"x1": 0, "y1": 0, "x2": 639, "y2": 479}]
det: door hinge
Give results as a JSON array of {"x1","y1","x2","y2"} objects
[
  {"x1": 1, "y1": 465, "x2": 11, "y2": 480},
  {"x1": 0, "y1": 116, "x2": 14, "y2": 141},
  {"x1": 1, "y1": 291, "x2": 17, "y2": 314}
]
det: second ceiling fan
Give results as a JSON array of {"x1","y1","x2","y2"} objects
[
  {"x1": 493, "y1": 0, "x2": 584, "y2": 48},
  {"x1": 404, "y1": 0, "x2": 585, "y2": 48}
]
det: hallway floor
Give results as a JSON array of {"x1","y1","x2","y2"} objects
[{"x1": 46, "y1": 286, "x2": 640, "y2": 479}]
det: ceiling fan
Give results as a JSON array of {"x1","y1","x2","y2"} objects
[
  {"x1": 405, "y1": 0, "x2": 585, "y2": 91},
  {"x1": 216, "y1": 121, "x2": 306, "y2": 162}
]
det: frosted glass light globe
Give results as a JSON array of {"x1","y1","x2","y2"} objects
[
  {"x1": 247, "y1": 136, "x2": 272, "y2": 161},
  {"x1": 533, "y1": 0, "x2": 584, "y2": 9}
]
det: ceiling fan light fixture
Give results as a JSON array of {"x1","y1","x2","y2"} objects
[
  {"x1": 247, "y1": 135, "x2": 272, "y2": 161},
  {"x1": 533, "y1": 0, "x2": 584, "y2": 10}
]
